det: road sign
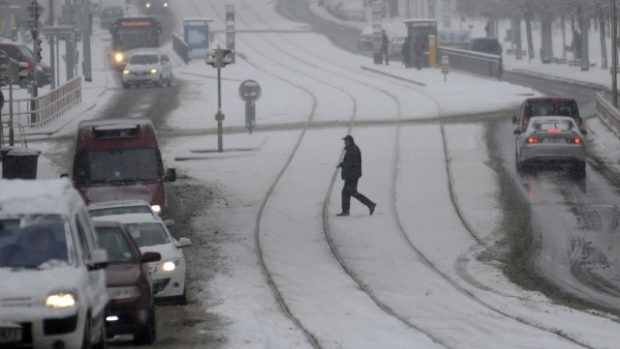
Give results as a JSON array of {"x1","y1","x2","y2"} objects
[{"x1": 239, "y1": 80, "x2": 261, "y2": 102}]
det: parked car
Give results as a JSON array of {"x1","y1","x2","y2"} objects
[
  {"x1": 468, "y1": 37, "x2": 502, "y2": 55},
  {"x1": 100, "y1": 5, "x2": 124, "y2": 30},
  {"x1": 512, "y1": 97, "x2": 585, "y2": 134},
  {"x1": 0, "y1": 179, "x2": 108, "y2": 349},
  {"x1": 0, "y1": 41, "x2": 51, "y2": 88},
  {"x1": 94, "y1": 220, "x2": 161, "y2": 344},
  {"x1": 122, "y1": 49, "x2": 173, "y2": 88},
  {"x1": 514, "y1": 116, "x2": 586, "y2": 176},
  {"x1": 93, "y1": 213, "x2": 192, "y2": 304},
  {"x1": 89, "y1": 200, "x2": 161, "y2": 217},
  {"x1": 72, "y1": 118, "x2": 177, "y2": 216}
]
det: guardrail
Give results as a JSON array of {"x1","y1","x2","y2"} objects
[
  {"x1": 172, "y1": 33, "x2": 189, "y2": 64},
  {"x1": 437, "y1": 46, "x2": 502, "y2": 80},
  {"x1": 595, "y1": 92, "x2": 620, "y2": 137},
  {"x1": 0, "y1": 77, "x2": 82, "y2": 130}
]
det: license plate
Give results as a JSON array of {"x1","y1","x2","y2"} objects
[
  {"x1": 0, "y1": 327, "x2": 22, "y2": 344},
  {"x1": 544, "y1": 138, "x2": 566, "y2": 143}
]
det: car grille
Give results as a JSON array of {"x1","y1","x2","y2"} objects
[
  {"x1": 131, "y1": 71, "x2": 151, "y2": 77},
  {"x1": 153, "y1": 278, "x2": 170, "y2": 294},
  {"x1": 44, "y1": 315, "x2": 78, "y2": 335},
  {"x1": 0, "y1": 323, "x2": 32, "y2": 348},
  {"x1": 1, "y1": 296, "x2": 33, "y2": 308}
]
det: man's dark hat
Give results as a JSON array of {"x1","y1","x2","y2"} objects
[{"x1": 342, "y1": 135, "x2": 354, "y2": 141}]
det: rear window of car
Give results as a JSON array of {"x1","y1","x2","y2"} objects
[{"x1": 531, "y1": 119, "x2": 575, "y2": 131}]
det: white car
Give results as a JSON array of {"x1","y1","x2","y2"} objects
[
  {"x1": 93, "y1": 213, "x2": 191, "y2": 304},
  {"x1": 122, "y1": 49, "x2": 173, "y2": 88},
  {"x1": 515, "y1": 116, "x2": 586, "y2": 176},
  {"x1": 0, "y1": 179, "x2": 108, "y2": 349},
  {"x1": 88, "y1": 199, "x2": 161, "y2": 217}
]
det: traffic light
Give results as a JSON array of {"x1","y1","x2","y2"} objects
[
  {"x1": 0, "y1": 50, "x2": 9, "y2": 87},
  {"x1": 205, "y1": 48, "x2": 233, "y2": 68},
  {"x1": 35, "y1": 37, "x2": 43, "y2": 62},
  {"x1": 18, "y1": 62, "x2": 30, "y2": 88}
]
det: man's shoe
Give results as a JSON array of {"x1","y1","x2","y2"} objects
[
  {"x1": 336, "y1": 212, "x2": 349, "y2": 217},
  {"x1": 369, "y1": 203, "x2": 376, "y2": 215}
]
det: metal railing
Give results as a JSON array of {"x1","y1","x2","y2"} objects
[
  {"x1": 595, "y1": 92, "x2": 620, "y2": 137},
  {"x1": 0, "y1": 77, "x2": 82, "y2": 141},
  {"x1": 437, "y1": 46, "x2": 503, "y2": 80}
]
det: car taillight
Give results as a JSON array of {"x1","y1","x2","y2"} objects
[
  {"x1": 572, "y1": 137, "x2": 582, "y2": 144},
  {"x1": 527, "y1": 137, "x2": 540, "y2": 144}
]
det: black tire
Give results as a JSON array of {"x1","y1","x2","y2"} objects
[
  {"x1": 133, "y1": 307, "x2": 156, "y2": 345},
  {"x1": 81, "y1": 315, "x2": 91, "y2": 349}
]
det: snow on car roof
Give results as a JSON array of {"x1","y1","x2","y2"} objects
[{"x1": 0, "y1": 179, "x2": 82, "y2": 215}]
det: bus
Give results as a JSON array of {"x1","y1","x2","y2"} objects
[{"x1": 109, "y1": 17, "x2": 162, "y2": 69}]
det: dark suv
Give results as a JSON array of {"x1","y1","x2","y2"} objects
[
  {"x1": 512, "y1": 97, "x2": 585, "y2": 134},
  {"x1": 468, "y1": 37, "x2": 502, "y2": 55},
  {"x1": 0, "y1": 42, "x2": 51, "y2": 87},
  {"x1": 94, "y1": 221, "x2": 161, "y2": 344}
]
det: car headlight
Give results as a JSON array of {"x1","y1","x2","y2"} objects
[
  {"x1": 107, "y1": 287, "x2": 140, "y2": 300},
  {"x1": 151, "y1": 205, "x2": 161, "y2": 214},
  {"x1": 45, "y1": 292, "x2": 76, "y2": 309},
  {"x1": 156, "y1": 259, "x2": 178, "y2": 273},
  {"x1": 163, "y1": 2, "x2": 168, "y2": 7},
  {"x1": 146, "y1": 3, "x2": 151, "y2": 8},
  {"x1": 150, "y1": 68, "x2": 158, "y2": 75},
  {"x1": 114, "y1": 52, "x2": 124, "y2": 63},
  {"x1": 123, "y1": 69, "x2": 130, "y2": 75}
]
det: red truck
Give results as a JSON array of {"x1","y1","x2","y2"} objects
[{"x1": 72, "y1": 118, "x2": 176, "y2": 215}]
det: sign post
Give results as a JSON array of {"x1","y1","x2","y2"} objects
[
  {"x1": 206, "y1": 47, "x2": 234, "y2": 152},
  {"x1": 225, "y1": 4, "x2": 235, "y2": 63},
  {"x1": 184, "y1": 18, "x2": 213, "y2": 60},
  {"x1": 371, "y1": 1, "x2": 383, "y2": 65},
  {"x1": 441, "y1": 55, "x2": 449, "y2": 82},
  {"x1": 239, "y1": 80, "x2": 262, "y2": 134}
]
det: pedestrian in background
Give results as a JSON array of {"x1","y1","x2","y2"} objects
[
  {"x1": 336, "y1": 135, "x2": 376, "y2": 217},
  {"x1": 401, "y1": 36, "x2": 410, "y2": 68},
  {"x1": 381, "y1": 30, "x2": 390, "y2": 65}
]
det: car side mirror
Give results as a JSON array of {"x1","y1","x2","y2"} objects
[
  {"x1": 176, "y1": 237, "x2": 192, "y2": 248},
  {"x1": 511, "y1": 116, "x2": 518, "y2": 125},
  {"x1": 165, "y1": 168, "x2": 176, "y2": 182},
  {"x1": 141, "y1": 251, "x2": 161, "y2": 263},
  {"x1": 89, "y1": 249, "x2": 108, "y2": 270},
  {"x1": 513, "y1": 128, "x2": 521, "y2": 135}
]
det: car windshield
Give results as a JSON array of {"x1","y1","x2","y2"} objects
[
  {"x1": 90, "y1": 206, "x2": 153, "y2": 217},
  {"x1": 0, "y1": 215, "x2": 71, "y2": 269},
  {"x1": 129, "y1": 54, "x2": 159, "y2": 65},
  {"x1": 75, "y1": 148, "x2": 159, "y2": 183},
  {"x1": 95, "y1": 227, "x2": 137, "y2": 263},
  {"x1": 124, "y1": 222, "x2": 169, "y2": 247}
]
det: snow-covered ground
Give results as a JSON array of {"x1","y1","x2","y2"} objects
[{"x1": 5, "y1": 0, "x2": 620, "y2": 348}]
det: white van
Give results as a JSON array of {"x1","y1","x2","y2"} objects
[{"x1": 0, "y1": 179, "x2": 108, "y2": 349}]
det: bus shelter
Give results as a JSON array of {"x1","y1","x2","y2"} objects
[
  {"x1": 183, "y1": 18, "x2": 212, "y2": 60},
  {"x1": 403, "y1": 19, "x2": 438, "y2": 68}
]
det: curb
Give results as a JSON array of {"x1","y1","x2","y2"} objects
[
  {"x1": 360, "y1": 66, "x2": 427, "y2": 87},
  {"x1": 507, "y1": 68, "x2": 609, "y2": 93}
]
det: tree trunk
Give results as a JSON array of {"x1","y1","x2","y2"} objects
[
  {"x1": 578, "y1": 6, "x2": 590, "y2": 70},
  {"x1": 512, "y1": 16, "x2": 523, "y2": 60},
  {"x1": 541, "y1": 13, "x2": 553, "y2": 62},
  {"x1": 525, "y1": 11, "x2": 535, "y2": 60},
  {"x1": 600, "y1": 11, "x2": 608, "y2": 70},
  {"x1": 562, "y1": 15, "x2": 567, "y2": 59}
]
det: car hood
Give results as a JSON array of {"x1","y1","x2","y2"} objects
[
  {"x1": 139, "y1": 243, "x2": 179, "y2": 261},
  {"x1": 125, "y1": 64, "x2": 159, "y2": 72},
  {"x1": 0, "y1": 265, "x2": 81, "y2": 306},
  {"x1": 105, "y1": 264, "x2": 142, "y2": 287},
  {"x1": 81, "y1": 183, "x2": 158, "y2": 206}
]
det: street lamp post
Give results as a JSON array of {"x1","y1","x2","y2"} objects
[{"x1": 613, "y1": 0, "x2": 618, "y2": 107}]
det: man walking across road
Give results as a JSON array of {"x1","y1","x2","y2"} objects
[{"x1": 336, "y1": 135, "x2": 376, "y2": 217}]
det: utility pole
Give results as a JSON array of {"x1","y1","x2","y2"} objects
[
  {"x1": 613, "y1": 0, "x2": 618, "y2": 107},
  {"x1": 28, "y1": 0, "x2": 43, "y2": 124}
]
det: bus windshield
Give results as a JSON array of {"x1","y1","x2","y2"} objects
[{"x1": 75, "y1": 148, "x2": 159, "y2": 184}]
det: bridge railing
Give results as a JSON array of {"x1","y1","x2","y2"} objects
[{"x1": 437, "y1": 46, "x2": 502, "y2": 80}]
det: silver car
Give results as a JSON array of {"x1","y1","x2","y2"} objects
[
  {"x1": 515, "y1": 116, "x2": 586, "y2": 176},
  {"x1": 122, "y1": 50, "x2": 173, "y2": 88}
]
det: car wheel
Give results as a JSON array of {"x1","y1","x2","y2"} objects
[
  {"x1": 133, "y1": 307, "x2": 156, "y2": 345},
  {"x1": 573, "y1": 162, "x2": 586, "y2": 178},
  {"x1": 80, "y1": 315, "x2": 91, "y2": 349}
]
